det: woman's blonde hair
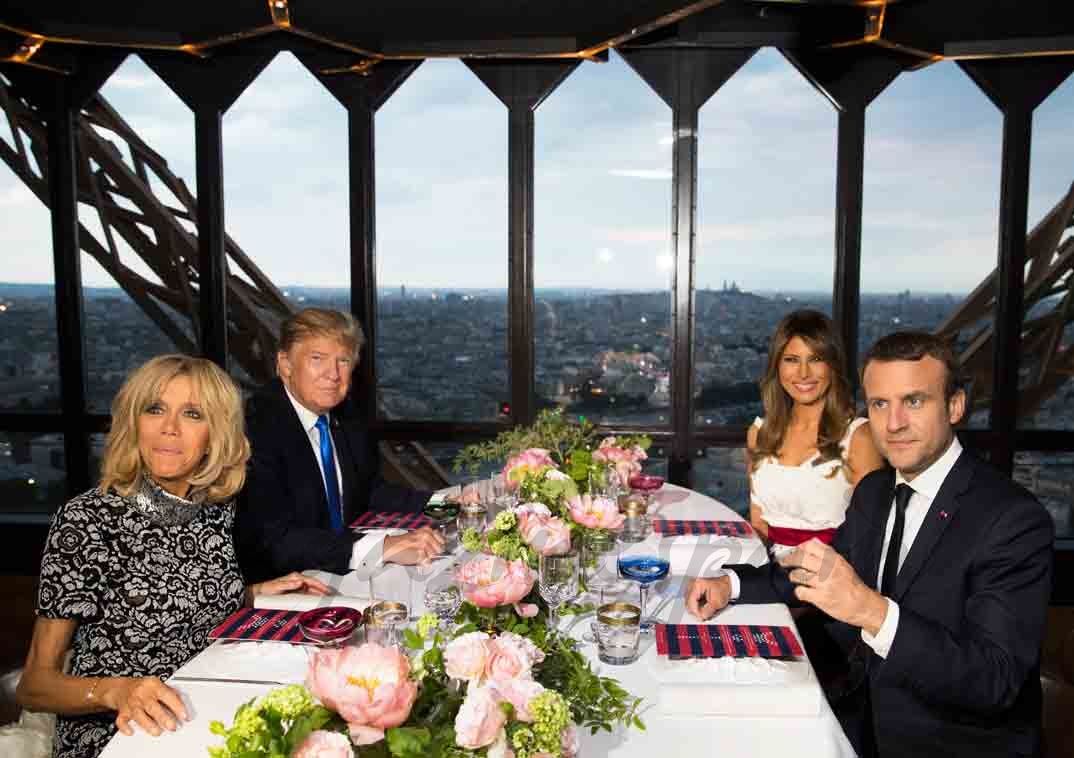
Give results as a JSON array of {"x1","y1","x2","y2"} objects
[
  {"x1": 750, "y1": 310, "x2": 855, "y2": 472},
  {"x1": 99, "y1": 354, "x2": 250, "y2": 502}
]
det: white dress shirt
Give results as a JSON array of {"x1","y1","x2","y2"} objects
[
  {"x1": 724, "y1": 436, "x2": 964, "y2": 660},
  {"x1": 283, "y1": 386, "x2": 385, "y2": 575}
]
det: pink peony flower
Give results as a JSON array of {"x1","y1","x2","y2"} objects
[
  {"x1": 443, "y1": 632, "x2": 493, "y2": 683},
  {"x1": 492, "y1": 677, "x2": 546, "y2": 722},
  {"x1": 484, "y1": 632, "x2": 545, "y2": 682},
  {"x1": 566, "y1": 493, "x2": 625, "y2": 530},
  {"x1": 455, "y1": 685, "x2": 507, "y2": 749},
  {"x1": 503, "y1": 448, "x2": 557, "y2": 490},
  {"x1": 455, "y1": 555, "x2": 536, "y2": 609},
  {"x1": 305, "y1": 644, "x2": 418, "y2": 745},
  {"x1": 516, "y1": 504, "x2": 572, "y2": 556},
  {"x1": 292, "y1": 730, "x2": 355, "y2": 758},
  {"x1": 514, "y1": 602, "x2": 539, "y2": 618}
]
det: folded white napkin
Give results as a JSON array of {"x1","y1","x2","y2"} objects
[
  {"x1": 175, "y1": 640, "x2": 310, "y2": 684},
  {"x1": 253, "y1": 592, "x2": 370, "y2": 613},
  {"x1": 649, "y1": 655, "x2": 821, "y2": 717}
]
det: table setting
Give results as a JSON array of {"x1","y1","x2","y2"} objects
[{"x1": 99, "y1": 410, "x2": 854, "y2": 758}]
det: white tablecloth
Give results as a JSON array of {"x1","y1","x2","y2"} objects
[{"x1": 100, "y1": 485, "x2": 855, "y2": 758}]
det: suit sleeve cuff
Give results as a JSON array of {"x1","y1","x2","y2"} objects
[
  {"x1": 861, "y1": 598, "x2": 899, "y2": 659},
  {"x1": 348, "y1": 533, "x2": 386, "y2": 578}
]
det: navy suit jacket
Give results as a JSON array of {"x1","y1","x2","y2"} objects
[
  {"x1": 235, "y1": 379, "x2": 432, "y2": 582},
  {"x1": 736, "y1": 449, "x2": 1053, "y2": 757}
]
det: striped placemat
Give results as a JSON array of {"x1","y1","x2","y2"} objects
[
  {"x1": 655, "y1": 623, "x2": 803, "y2": 659},
  {"x1": 209, "y1": 608, "x2": 306, "y2": 644},
  {"x1": 349, "y1": 511, "x2": 432, "y2": 530},
  {"x1": 652, "y1": 519, "x2": 754, "y2": 537}
]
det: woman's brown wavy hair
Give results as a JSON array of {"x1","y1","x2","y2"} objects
[
  {"x1": 749, "y1": 310, "x2": 855, "y2": 473},
  {"x1": 99, "y1": 354, "x2": 250, "y2": 502}
]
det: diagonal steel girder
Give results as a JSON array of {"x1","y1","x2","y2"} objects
[{"x1": 0, "y1": 70, "x2": 292, "y2": 386}]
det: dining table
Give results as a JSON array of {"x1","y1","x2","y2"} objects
[{"x1": 99, "y1": 484, "x2": 857, "y2": 758}]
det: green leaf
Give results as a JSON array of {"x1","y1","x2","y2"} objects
[
  {"x1": 385, "y1": 726, "x2": 432, "y2": 758},
  {"x1": 403, "y1": 628, "x2": 425, "y2": 650}
]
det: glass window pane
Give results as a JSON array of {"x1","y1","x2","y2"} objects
[
  {"x1": 535, "y1": 52, "x2": 671, "y2": 426},
  {"x1": 861, "y1": 62, "x2": 1001, "y2": 428},
  {"x1": 692, "y1": 446, "x2": 749, "y2": 517},
  {"x1": 695, "y1": 49, "x2": 835, "y2": 429},
  {"x1": 1013, "y1": 451, "x2": 1074, "y2": 539},
  {"x1": 1020, "y1": 76, "x2": 1074, "y2": 430},
  {"x1": 0, "y1": 432, "x2": 66, "y2": 517},
  {"x1": 225, "y1": 52, "x2": 349, "y2": 390},
  {"x1": 376, "y1": 61, "x2": 508, "y2": 421},
  {"x1": 83, "y1": 56, "x2": 197, "y2": 412},
  {"x1": 0, "y1": 70, "x2": 59, "y2": 412}
]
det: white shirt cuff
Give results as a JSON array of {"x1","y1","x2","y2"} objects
[
  {"x1": 724, "y1": 569, "x2": 741, "y2": 601},
  {"x1": 348, "y1": 533, "x2": 387, "y2": 579},
  {"x1": 861, "y1": 598, "x2": 899, "y2": 659}
]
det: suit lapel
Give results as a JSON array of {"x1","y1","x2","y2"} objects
[
  {"x1": 863, "y1": 471, "x2": 896, "y2": 590},
  {"x1": 274, "y1": 380, "x2": 332, "y2": 525},
  {"x1": 893, "y1": 451, "x2": 974, "y2": 600}
]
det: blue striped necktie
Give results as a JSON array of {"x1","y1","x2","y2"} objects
[{"x1": 314, "y1": 415, "x2": 343, "y2": 533}]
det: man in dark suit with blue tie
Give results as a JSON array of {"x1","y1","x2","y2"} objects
[
  {"x1": 686, "y1": 332, "x2": 1053, "y2": 757},
  {"x1": 236, "y1": 308, "x2": 444, "y2": 583}
]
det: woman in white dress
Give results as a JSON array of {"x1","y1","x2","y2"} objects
[{"x1": 747, "y1": 310, "x2": 884, "y2": 554}]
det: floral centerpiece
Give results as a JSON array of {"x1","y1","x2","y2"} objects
[
  {"x1": 209, "y1": 607, "x2": 643, "y2": 758},
  {"x1": 454, "y1": 410, "x2": 650, "y2": 569},
  {"x1": 208, "y1": 411, "x2": 647, "y2": 757}
]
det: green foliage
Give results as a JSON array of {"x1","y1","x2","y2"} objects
[
  {"x1": 207, "y1": 689, "x2": 346, "y2": 758},
  {"x1": 534, "y1": 635, "x2": 645, "y2": 736},
  {"x1": 453, "y1": 409, "x2": 596, "y2": 475}
]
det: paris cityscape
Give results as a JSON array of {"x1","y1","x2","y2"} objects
[{"x1": 1, "y1": 282, "x2": 1071, "y2": 539}]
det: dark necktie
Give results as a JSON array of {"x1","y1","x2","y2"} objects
[
  {"x1": 881, "y1": 483, "x2": 914, "y2": 597},
  {"x1": 314, "y1": 415, "x2": 343, "y2": 533}
]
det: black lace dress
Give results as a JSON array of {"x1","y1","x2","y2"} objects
[{"x1": 37, "y1": 481, "x2": 246, "y2": 758}]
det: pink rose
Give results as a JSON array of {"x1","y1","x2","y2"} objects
[
  {"x1": 503, "y1": 448, "x2": 557, "y2": 490},
  {"x1": 492, "y1": 677, "x2": 546, "y2": 722},
  {"x1": 455, "y1": 685, "x2": 507, "y2": 749},
  {"x1": 593, "y1": 438, "x2": 646, "y2": 487},
  {"x1": 443, "y1": 632, "x2": 492, "y2": 683},
  {"x1": 305, "y1": 644, "x2": 418, "y2": 745},
  {"x1": 566, "y1": 493, "x2": 625, "y2": 530},
  {"x1": 455, "y1": 555, "x2": 536, "y2": 609},
  {"x1": 516, "y1": 504, "x2": 572, "y2": 556},
  {"x1": 484, "y1": 632, "x2": 544, "y2": 682},
  {"x1": 292, "y1": 730, "x2": 354, "y2": 758},
  {"x1": 562, "y1": 723, "x2": 580, "y2": 758}
]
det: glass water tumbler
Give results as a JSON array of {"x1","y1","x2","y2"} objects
[{"x1": 595, "y1": 602, "x2": 641, "y2": 665}]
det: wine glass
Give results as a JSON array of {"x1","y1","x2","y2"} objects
[
  {"x1": 539, "y1": 550, "x2": 580, "y2": 631},
  {"x1": 588, "y1": 464, "x2": 622, "y2": 499},
  {"x1": 628, "y1": 473, "x2": 665, "y2": 510},
  {"x1": 617, "y1": 554, "x2": 670, "y2": 633},
  {"x1": 423, "y1": 577, "x2": 462, "y2": 632}
]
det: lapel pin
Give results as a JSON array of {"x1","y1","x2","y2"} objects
[{"x1": 939, "y1": 510, "x2": 949, "y2": 520}]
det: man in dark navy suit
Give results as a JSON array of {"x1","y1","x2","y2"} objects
[
  {"x1": 236, "y1": 308, "x2": 444, "y2": 583},
  {"x1": 686, "y1": 332, "x2": 1053, "y2": 757}
]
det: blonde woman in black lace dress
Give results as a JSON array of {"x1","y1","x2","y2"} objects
[{"x1": 16, "y1": 355, "x2": 328, "y2": 758}]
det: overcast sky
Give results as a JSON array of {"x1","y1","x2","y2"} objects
[{"x1": 1, "y1": 49, "x2": 1072, "y2": 294}]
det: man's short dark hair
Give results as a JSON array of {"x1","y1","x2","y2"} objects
[{"x1": 862, "y1": 331, "x2": 963, "y2": 401}]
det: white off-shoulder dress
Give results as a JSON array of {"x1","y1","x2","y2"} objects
[{"x1": 750, "y1": 416, "x2": 868, "y2": 554}]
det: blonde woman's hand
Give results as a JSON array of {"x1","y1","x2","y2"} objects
[
  {"x1": 100, "y1": 676, "x2": 188, "y2": 736},
  {"x1": 250, "y1": 572, "x2": 332, "y2": 598}
]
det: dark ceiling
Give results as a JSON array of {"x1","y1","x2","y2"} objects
[{"x1": 0, "y1": 1, "x2": 1072, "y2": 78}]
